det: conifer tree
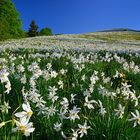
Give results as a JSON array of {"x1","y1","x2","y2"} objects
[{"x1": 28, "y1": 20, "x2": 38, "y2": 37}]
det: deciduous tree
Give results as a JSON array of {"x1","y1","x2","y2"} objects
[
  {"x1": 0, "y1": 0, "x2": 24, "y2": 40},
  {"x1": 40, "y1": 27, "x2": 52, "y2": 36}
]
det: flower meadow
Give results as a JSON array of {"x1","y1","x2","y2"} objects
[{"x1": 1, "y1": 36, "x2": 140, "y2": 140}]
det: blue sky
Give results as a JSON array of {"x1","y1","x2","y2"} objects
[{"x1": 12, "y1": 0, "x2": 140, "y2": 34}]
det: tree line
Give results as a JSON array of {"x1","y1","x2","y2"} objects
[
  {"x1": 0, "y1": 0, "x2": 53, "y2": 41},
  {"x1": 28, "y1": 20, "x2": 52, "y2": 37}
]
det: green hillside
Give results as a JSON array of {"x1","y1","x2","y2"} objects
[{"x1": 79, "y1": 31, "x2": 140, "y2": 42}]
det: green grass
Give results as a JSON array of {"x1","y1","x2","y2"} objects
[{"x1": 79, "y1": 32, "x2": 140, "y2": 42}]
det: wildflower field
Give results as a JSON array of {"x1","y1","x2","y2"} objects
[{"x1": 1, "y1": 33, "x2": 140, "y2": 140}]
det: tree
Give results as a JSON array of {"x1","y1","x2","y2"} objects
[
  {"x1": 40, "y1": 27, "x2": 52, "y2": 36},
  {"x1": 0, "y1": 0, "x2": 24, "y2": 40},
  {"x1": 28, "y1": 20, "x2": 38, "y2": 37}
]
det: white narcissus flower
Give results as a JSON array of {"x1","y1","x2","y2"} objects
[
  {"x1": 114, "y1": 104, "x2": 125, "y2": 119},
  {"x1": 0, "y1": 69, "x2": 9, "y2": 83},
  {"x1": 54, "y1": 122, "x2": 62, "y2": 132},
  {"x1": 70, "y1": 94, "x2": 76, "y2": 103},
  {"x1": 98, "y1": 100, "x2": 106, "y2": 116},
  {"x1": 78, "y1": 121, "x2": 90, "y2": 138},
  {"x1": 20, "y1": 74, "x2": 26, "y2": 84},
  {"x1": 50, "y1": 71, "x2": 58, "y2": 78},
  {"x1": 48, "y1": 86, "x2": 58, "y2": 103},
  {"x1": 35, "y1": 97, "x2": 46, "y2": 108},
  {"x1": 46, "y1": 63, "x2": 52, "y2": 70},
  {"x1": 129, "y1": 110, "x2": 140, "y2": 127},
  {"x1": 29, "y1": 77, "x2": 36, "y2": 87},
  {"x1": 83, "y1": 90, "x2": 91, "y2": 97},
  {"x1": 129, "y1": 90, "x2": 139, "y2": 107},
  {"x1": 103, "y1": 77, "x2": 111, "y2": 84},
  {"x1": 17, "y1": 64, "x2": 25, "y2": 73},
  {"x1": 0, "y1": 122, "x2": 5, "y2": 128},
  {"x1": 0, "y1": 101, "x2": 11, "y2": 114},
  {"x1": 84, "y1": 96, "x2": 97, "y2": 109},
  {"x1": 4, "y1": 81, "x2": 11, "y2": 94},
  {"x1": 71, "y1": 129, "x2": 79, "y2": 140},
  {"x1": 28, "y1": 62, "x2": 39, "y2": 72},
  {"x1": 60, "y1": 97, "x2": 69, "y2": 109},
  {"x1": 42, "y1": 70, "x2": 50, "y2": 80},
  {"x1": 28, "y1": 88, "x2": 41, "y2": 103},
  {"x1": 15, "y1": 102, "x2": 33, "y2": 119},
  {"x1": 46, "y1": 105, "x2": 57, "y2": 118},
  {"x1": 90, "y1": 73, "x2": 98, "y2": 85},
  {"x1": 0, "y1": 69, "x2": 11, "y2": 94},
  {"x1": 81, "y1": 74, "x2": 86, "y2": 81},
  {"x1": 68, "y1": 106, "x2": 81, "y2": 122},
  {"x1": 113, "y1": 70, "x2": 119, "y2": 78},
  {"x1": 59, "y1": 108, "x2": 68, "y2": 120},
  {"x1": 58, "y1": 80, "x2": 64, "y2": 89},
  {"x1": 61, "y1": 131, "x2": 67, "y2": 139},
  {"x1": 89, "y1": 84, "x2": 94, "y2": 93},
  {"x1": 34, "y1": 68, "x2": 42, "y2": 78},
  {"x1": 12, "y1": 117, "x2": 35, "y2": 137},
  {"x1": 60, "y1": 69, "x2": 66, "y2": 75},
  {"x1": 121, "y1": 82, "x2": 132, "y2": 91}
]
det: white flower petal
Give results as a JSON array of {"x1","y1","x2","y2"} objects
[{"x1": 15, "y1": 112, "x2": 26, "y2": 118}]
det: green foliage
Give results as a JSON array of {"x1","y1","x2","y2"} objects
[
  {"x1": 28, "y1": 20, "x2": 39, "y2": 37},
  {"x1": 39, "y1": 27, "x2": 53, "y2": 36},
  {"x1": 0, "y1": 0, "x2": 24, "y2": 41}
]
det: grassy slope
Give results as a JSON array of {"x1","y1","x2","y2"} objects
[
  {"x1": 78, "y1": 31, "x2": 140, "y2": 42},
  {"x1": 1, "y1": 31, "x2": 140, "y2": 43}
]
